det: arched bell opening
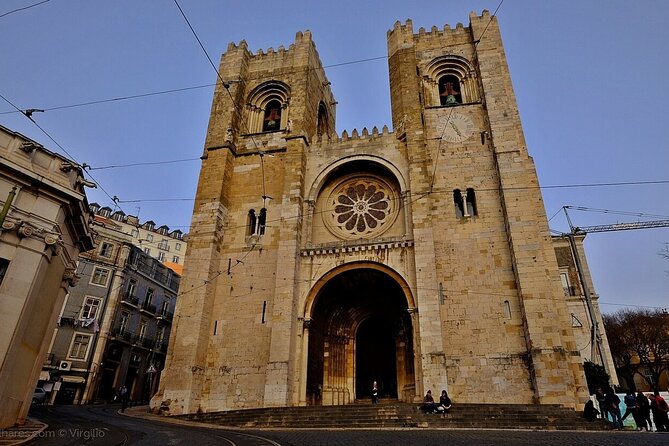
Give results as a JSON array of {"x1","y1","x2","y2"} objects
[{"x1": 305, "y1": 266, "x2": 415, "y2": 405}]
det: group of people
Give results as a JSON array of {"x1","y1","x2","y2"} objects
[
  {"x1": 420, "y1": 389, "x2": 452, "y2": 414},
  {"x1": 116, "y1": 385, "x2": 130, "y2": 413},
  {"x1": 370, "y1": 382, "x2": 453, "y2": 414},
  {"x1": 588, "y1": 387, "x2": 669, "y2": 431}
]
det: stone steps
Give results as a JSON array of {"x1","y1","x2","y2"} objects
[{"x1": 176, "y1": 402, "x2": 611, "y2": 431}]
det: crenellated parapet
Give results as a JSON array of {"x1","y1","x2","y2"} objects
[
  {"x1": 223, "y1": 30, "x2": 315, "y2": 64},
  {"x1": 310, "y1": 125, "x2": 394, "y2": 147},
  {"x1": 387, "y1": 11, "x2": 493, "y2": 57}
]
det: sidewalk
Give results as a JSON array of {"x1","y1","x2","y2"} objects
[{"x1": 0, "y1": 418, "x2": 48, "y2": 446}]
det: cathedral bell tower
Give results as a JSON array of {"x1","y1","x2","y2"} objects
[
  {"x1": 386, "y1": 11, "x2": 587, "y2": 406},
  {"x1": 154, "y1": 31, "x2": 335, "y2": 414}
]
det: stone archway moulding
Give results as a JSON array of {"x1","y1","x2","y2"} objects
[
  {"x1": 306, "y1": 155, "x2": 408, "y2": 204},
  {"x1": 302, "y1": 260, "x2": 416, "y2": 319}
]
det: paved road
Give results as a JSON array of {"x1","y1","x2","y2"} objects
[
  {"x1": 26, "y1": 404, "x2": 669, "y2": 446},
  {"x1": 28, "y1": 405, "x2": 280, "y2": 446}
]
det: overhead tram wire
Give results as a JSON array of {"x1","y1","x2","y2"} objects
[
  {"x1": 171, "y1": 0, "x2": 270, "y2": 206},
  {"x1": 0, "y1": 0, "x2": 50, "y2": 19},
  {"x1": 427, "y1": 0, "x2": 504, "y2": 193},
  {"x1": 87, "y1": 157, "x2": 201, "y2": 171},
  {"x1": 0, "y1": 84, "x2": 215, "y2": 116},
  {"x1": 0, "y1": 91, "x2": 125, "y2": 213},
  {"x1": 116, "y1": 177, "x2": 669, "y2": 236},
  {"x1": 0, "y1": 42, "x2": 477, "y2": 117}
]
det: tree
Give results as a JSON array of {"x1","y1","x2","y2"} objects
[
  {"x1": 583, "y1": 361, "x2": 610, "y2": 395},
  {"x1": 603, "y1": 309, "x2": 669, "y2": 391}
]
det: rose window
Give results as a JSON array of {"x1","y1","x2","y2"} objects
[{"x1": 324, "y1": 176, "x2": 398, "y2": 239}]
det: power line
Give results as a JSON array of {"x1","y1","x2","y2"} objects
[
  {"x1": 0, "y1": 91, "x2": 125, "y2": 213},
  {"x1": 474, "y1": 0, "x2": 505, "y2": 47},
  {"x1": 0, "y1": 0, "x2": 50, "y2": 19},
  {"x1": 0, "y1": 83, "x2": 214, "y2": 116},
  {"x1": 172, "y1": 0, "x2": 270, "y2": 208},
  {"x1": 88, "y1": 157, "x2": 201, "y2": 171}
]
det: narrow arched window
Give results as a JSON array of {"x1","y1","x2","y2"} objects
[
  {"x1": 439, "y1": 75, "x2": 461, "y2": 106},
  {"x1": 262, "y1": 100, "x2": 282, "y2": 132},
  {"x1": 453, "y1": 189, "x2": 464, "y2": 218},
  {"x1": 466, "y1": 188, "x2": 477, "y2": 217},
  {"x1": 257, "y1": 208, "x2": 267, "y2": 235},
  {"x1": 247, "y1": 209, "x2": 257, "y2": 236},
  {"x1": 317, "y1": 102, "x2": 329, "y2": 136}
]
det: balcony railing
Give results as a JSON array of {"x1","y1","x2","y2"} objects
[
  {"x1": 121, "y1": 292, "x2": 139, "y2": 307},
  {"x1": 110, "y1": 327, "x2": 135, "y2": 344},
  {"x1": 141, "y1": 302, "x2": 157, "y2": 314},
  {"x1": 157, "y1": 311, "x2": 174, "y2": 322}
]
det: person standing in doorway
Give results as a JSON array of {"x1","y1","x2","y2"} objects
[{"x1": 371, "y1": 381, "x2": 379, "y2": 404}]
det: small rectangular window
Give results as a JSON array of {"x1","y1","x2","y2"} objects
[
  {"x1": 158, "y1": 239, "x2": 169, "y2": 250},
  {"x1": 560, "y1": 272, "x2": 574, "y2": 296},
  {"x1": 119, "y1": 311, "x2": 130, "y2": 334},
  {"x1": 175, "y1": 243, "x2": 182, "y2": 251},
  {"x1": 80, "y1": 297, "x2": 102, "y2": 320},
  {"x1": 99, "y1": 242, "x2": 114, "y2": 258},
  {"x1": 131, "y1": 229, "x2": 139, "y2": 237},
  {"x1": 144, "y1": 247, "x2": 151, "y2": 255},
  {"x1": 138, "y1": 320, "x2": 147, "y2": 341},
  {"x1": 90, "y1": 267, "x2": 110, "y2": 286},
  {"x1": 146, "y1": 234, "x2": 154, "y2": 242},
  {"x1": 157, "y1": 252, "x2": 166, "y2": 262},
  {"x1": 172, "y1": 256, "x2": 179, "y2": 263},
  {"x1": 68, "y1": 333, "x2": 92, "y2": 360}
]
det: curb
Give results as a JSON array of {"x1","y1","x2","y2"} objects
[{"x1": 0, "y1": 418, "x2": 48, "y2": 446}]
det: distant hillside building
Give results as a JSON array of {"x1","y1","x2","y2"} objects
[
  {"x1": 40, "y1": 216, "x2": 179, "y2": 404},
  {"x1": 88, "y1": 203, "x2": 187, "y2": 269},
  {"x1": 0, "y1": 125, "x2": 94, "y2": 428},
  {"x1": 154, "y1": 12, "x2": 613, "y2": 415}
]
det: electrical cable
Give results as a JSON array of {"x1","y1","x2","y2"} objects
[
  {"x1": 0, "y1": 91, "x2": 125, "y2": 213},
  {"x1": 0, "y1": 0, "x2": 50, "y2": 19}
]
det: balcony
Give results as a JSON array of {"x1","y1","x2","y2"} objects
[
  {"x1": 121, "y1": 292, "x2": 139, "y2": 307},
  {"x1": 140, "y1": 302, "x2": 157, "y2": 315},
  {"x1": 157, "y1": 311, "x2": 174, "y2": 322},
  {"x1": 110, "y1": 327, "x2": 135, "y2": 344}
]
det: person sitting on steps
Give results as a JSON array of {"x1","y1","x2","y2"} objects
[{"x1": 421, "y1": 390, "x2": 438, "y2": 413}]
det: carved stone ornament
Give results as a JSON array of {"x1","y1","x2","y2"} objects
[
  {"x1": 62, "y1": 268, "x2": 79, "y2": 287},
  {"x1": 44, "y1": 234, "x2": 59, "y2": 245},
  {"x1": 1, "y1": 221, "x2": 16, "y2": 230},
  {"x1": 17, "y1": 224, "x2": 33, "y2": 238}
]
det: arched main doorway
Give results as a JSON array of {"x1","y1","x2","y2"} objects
[{"x1": 306, "y1": 266, "x2": 415, "y2": 405}]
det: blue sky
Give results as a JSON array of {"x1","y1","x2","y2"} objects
[{"x1": 1, "y1": 0, "x2": 668, "y2": 313}]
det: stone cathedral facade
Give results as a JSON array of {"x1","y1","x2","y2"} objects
[{"x1": 153, "y1": 11, "x2": 600, "y2": 415}]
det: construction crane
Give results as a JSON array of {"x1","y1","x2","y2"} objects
[{"x1": 554, "y1": 206, "x2": 669, "y2": 378}]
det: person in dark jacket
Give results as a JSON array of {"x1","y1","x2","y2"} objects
[
  {"x1": 605, "y1": 389, "x2": 623, "y2": 429},
  {"x1": 583, "y1": 400, "x2": 599, "y2": 422},
  {"x1": 439, "y1": 390, "x2": 452, "y2": 413},
  {"x1": 421, "y1": 390, "x2": 437, "y2": 413},
  {"x1": 636, "y1": 391, "x2": 652, "y2": 431},
  {"x1": 595, "y1": 388, "x2": 608, "y2": 421}
]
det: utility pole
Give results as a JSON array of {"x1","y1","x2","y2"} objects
[
  {"x1": 563, "y1": 208, "x2": 605, "y2": 373},
  {"x1": 560, "y1": 206, "x2": 669, "y2": 379}
]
